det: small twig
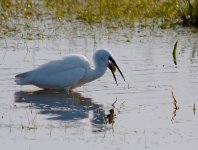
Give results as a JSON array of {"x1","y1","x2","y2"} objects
[{"x1": 171, "y1": 91, "x2": 179, "y2": 123}]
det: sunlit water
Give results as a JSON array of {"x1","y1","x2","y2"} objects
[{"x1": 0, "y1": 25, "x2": 198, "y2": 150}]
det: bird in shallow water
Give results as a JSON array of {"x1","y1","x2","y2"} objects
[{"x1": 15, "y1": 49, "x2": 125, "y2": 92}]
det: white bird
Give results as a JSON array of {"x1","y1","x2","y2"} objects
[{"x1": 15, "y1": 49, "x2": 125, "y2": 92}]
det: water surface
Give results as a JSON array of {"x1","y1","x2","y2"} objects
[{"x1": 0, "y1": 26, "x2": 198, "y2": 150}]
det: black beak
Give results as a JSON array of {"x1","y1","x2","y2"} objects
[{"x1": 108, "y1": 57, "x2": 125, "y2": 86}]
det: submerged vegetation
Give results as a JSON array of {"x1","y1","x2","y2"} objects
[{"x1": 0, "y1": 0, "x2": 198, "y2": 38}]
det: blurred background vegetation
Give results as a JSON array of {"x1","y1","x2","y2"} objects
[{"x1": 0, "y1": 0, "x2": 198, "y2": 38}]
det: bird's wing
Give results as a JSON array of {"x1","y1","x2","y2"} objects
[
  {"x1": 34, "y1": 55, "x2": 89, "y2": 76},
  {"x1": 32, "y1": 67, "x2": 86, "y2": 89},
  {"x1": 16, "y1": 55, "x2": 89, "y2": 87}
]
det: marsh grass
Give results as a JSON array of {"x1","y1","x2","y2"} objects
[
  {"x1": 22, "y1": 107, "x2": 38, "y2": 130},
  {"x1": 36, "y1": 0, "x2": 198, "y2": 27},
  {"x1": 0, "y1": 0, "x2": 198, "y2": 38},
  {"x1": 176, "y1": 0, "x2": 198, "y2": 26}
]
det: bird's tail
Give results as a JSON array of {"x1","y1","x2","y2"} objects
[{"x1": 15, "y1": 71, "x2": 33, "y2": 85}]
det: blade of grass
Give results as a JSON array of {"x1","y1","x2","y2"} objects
[{"x1": 172, "y1": 41, "x2": 178, "y2": 65}]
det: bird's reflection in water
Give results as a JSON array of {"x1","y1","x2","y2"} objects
[{"x1": 14, "y1": 90, "x2": 105, "y2": 129}]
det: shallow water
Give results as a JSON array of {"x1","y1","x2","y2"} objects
[{"x1": 0, "y1": 26, "x2": 198, "y2": 150}]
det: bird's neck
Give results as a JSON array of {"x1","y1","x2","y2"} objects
[{"x1": 85, "y1": 61, "x2": 107, "y2": 83}]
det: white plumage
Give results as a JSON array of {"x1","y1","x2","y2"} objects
[{"x1": 15, "y1": 49, "x2": 125, "y2": 91}]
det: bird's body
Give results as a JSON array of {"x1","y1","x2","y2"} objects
[{"x1": 15, "y1": 49, "x2": 125, "y2": 91}]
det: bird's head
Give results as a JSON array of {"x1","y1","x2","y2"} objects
[{"x1": 94, "y1": 49, "x2": 125, "y2": 85}]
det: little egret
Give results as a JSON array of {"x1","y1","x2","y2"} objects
[{"x1": 15, "y1": 49, "x2": 125, "y2": 91}]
